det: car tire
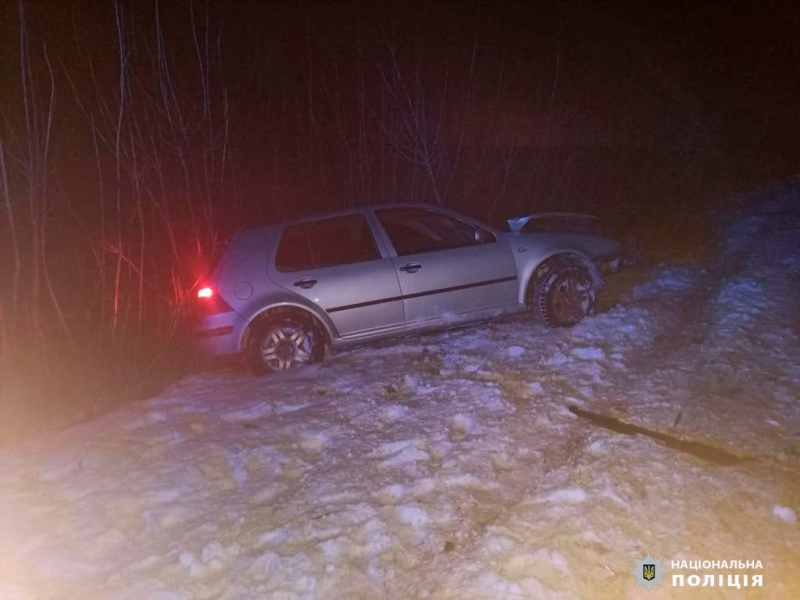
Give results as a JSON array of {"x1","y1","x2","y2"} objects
[
  {"x1": 533, "y1": 264, "x2": 596, "y2": 328},
  {"x1": 247, "y1": 313, "x2": 323, "y2": 375}
]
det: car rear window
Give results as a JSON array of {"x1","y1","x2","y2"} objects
[{"x1": 275, "y1": 213, "x2": 380, "y2": 272}]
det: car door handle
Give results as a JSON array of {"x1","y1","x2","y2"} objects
[
  {"x1": 399, "y1": 262, "x2": 422, "y2": 273},
  {"x1": 293, "y1": 277, "x2": 317, "y2": 289}
]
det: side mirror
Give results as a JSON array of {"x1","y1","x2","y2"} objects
[{"x1": 474, "y1": 228, "x2": 494, "y2": 244}]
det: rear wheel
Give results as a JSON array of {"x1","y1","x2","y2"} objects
[
  {"x1": 248, "y1": 314, "x2": 323, "y2": 375},
  {"x1": 533, "y1": 265, "x2": 596, "y2": 328}
]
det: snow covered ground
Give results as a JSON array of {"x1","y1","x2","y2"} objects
[{"x1": 2, "y1": 184, "x2": 799, "y2": 599}]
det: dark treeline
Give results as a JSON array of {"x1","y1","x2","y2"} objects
[{"x1": 0, "y1": 0, "x2": 777, "y2": 438}]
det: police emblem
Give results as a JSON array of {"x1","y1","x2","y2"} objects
[{"x1": 631, "y1": 553, "x2": 667, "y2": 591}]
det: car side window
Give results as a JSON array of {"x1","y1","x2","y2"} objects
[
  {"x1": 376, "y1": 208, "x2": 495, "y2": 256},
  {"x1": 275, "y1": 224, "x2": 314, "y2": 271},
  {"x1": 276, "y1": 213, "x2": 380, "y2": 272}
]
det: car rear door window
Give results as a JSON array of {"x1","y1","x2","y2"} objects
[
  {"x1": 307, "y1": 214, "x2": 379, "y2": 267},
  {"x1": 275, "y1": 224, "x2": 313, "y2": 271},
  {"x1": 276, "y1": 214, "x2": 379, "y2": 272},
  {"x1": 376, "y1": 208, "x2": 495, "y2": 256}
]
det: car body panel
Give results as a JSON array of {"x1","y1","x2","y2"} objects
[
  {"x1": 507, "y1": 231, "x2": 620, "y2": 303},
  {"x1": 267, "y1": 255, "x2": 406, "y2": 339},
  {"x1": 196, "y1": 228, "x2": 340, "y2": 356},
  {"x1": 387, "y1": 242, "x2": 519, "y2": 325},
  {"x1": 367, "y1": 205, "x2": 519, "y2": 324}
]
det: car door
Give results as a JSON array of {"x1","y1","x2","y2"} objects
[
  {"x1": 267, "y1": 212, "x2": 405, "y2": 339},
  {"x1": 373, "y1": 207, "x2": 519, "y2": 325}
]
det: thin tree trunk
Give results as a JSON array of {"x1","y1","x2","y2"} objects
[{"x1": 0, "y1": 144, "x2": 21, "y2": 320}]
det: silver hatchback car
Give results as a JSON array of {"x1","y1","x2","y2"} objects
[{"x1": 196, "y1": 204, "x2": 624, "y2": 374}]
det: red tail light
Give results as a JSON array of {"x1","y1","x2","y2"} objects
[{"x1": 196, "y1": 285, "x2": 233, "y2": 315}]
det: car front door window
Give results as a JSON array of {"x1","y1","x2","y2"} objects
[{"x1": 376, "y1": 208, "x2": 494, "y2": 256}]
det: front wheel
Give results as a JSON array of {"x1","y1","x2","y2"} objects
[
  {"x1": 533, "y1": 265, "x2": 596, "y2": 328},
  {"x1": 248, "y1": 315, "x2": 323, "y2": 375}
]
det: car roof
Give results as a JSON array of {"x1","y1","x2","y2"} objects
[
  {"x1": 276, "y1": 202, "x2": 452, "y2": 226},
  {"x1": 231, "y1": 202, "x2": 490, "y2": 246}
]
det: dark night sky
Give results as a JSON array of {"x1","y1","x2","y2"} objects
[
  {"x1": 2, "y1": 0, "x2": 799, "y2": 213},
  {"x1": 621, "y1": 1, "x2": 800, "y2": 157},
  {"x1": 4, "y1": 2, "x2": 797, "y2": 128}
]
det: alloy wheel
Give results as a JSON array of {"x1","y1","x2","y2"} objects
[
  {"x1": 260, "y1": 324, "x2": 315, "y2": 371},
  {"x1": 551, "y1": 273, "x2": 593, "y2": 325}
]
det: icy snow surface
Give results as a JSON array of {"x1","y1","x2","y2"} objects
[{"x1": 2, "y1": 186, "x2": 800, "y2": 599}]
